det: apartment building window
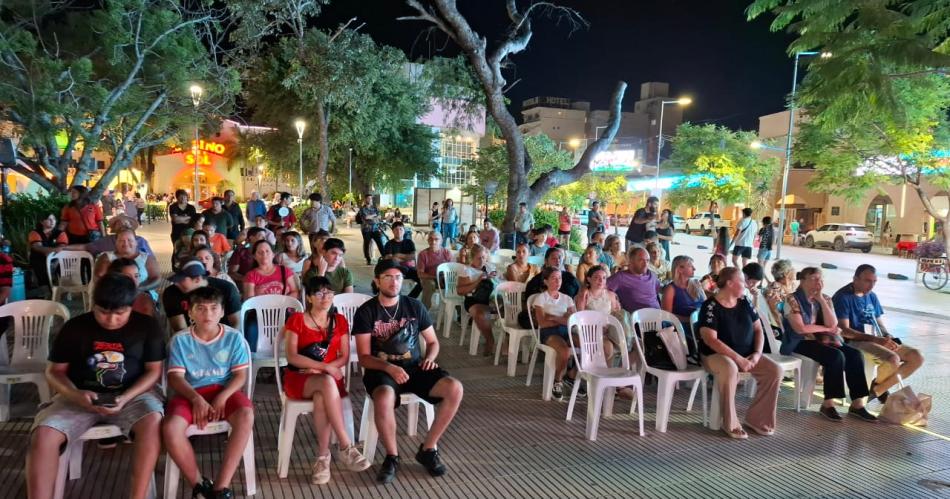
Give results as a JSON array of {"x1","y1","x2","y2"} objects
[{"x1": 438, "y1": 134, "x2": 475, "y2": 187}]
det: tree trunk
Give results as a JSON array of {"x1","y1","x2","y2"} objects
[{"x1": 316, "y1": 101, "x2": 330, "y2": 200}]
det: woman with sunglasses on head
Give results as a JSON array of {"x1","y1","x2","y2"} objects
[{"x1": 283, "y1": 276, "x2": 370, "y2": 484}]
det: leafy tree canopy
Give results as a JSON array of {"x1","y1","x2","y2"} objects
[
  {"x1": 463, "y1": 133, "x2": 573, "y2": 201},
  {"x1": 665, "y1": 124, "x2": 780, "y2": 213},
  {"x1": 0, "y1": 0, "x2": 239, "y2": 197}
]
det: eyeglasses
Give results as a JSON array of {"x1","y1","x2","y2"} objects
[
  {"x1": 312, "y1": 290, "x2": 335, "y2": 298},
  {"x1": 379, "y1": 274, "x2": 404, "y2": 282}
]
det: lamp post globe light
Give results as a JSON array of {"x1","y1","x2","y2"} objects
[
  {"x1": 654, "y1": 97, "x2": 691, "y2": 205},
  {"x1": 775, "y1": 50, "x2": 831, "y2": 259},
  {"x1": 294, "y1": 119, "x2": 306, "y2": 198},
  {"x1": 189, "y1": 84, "x2": 203, "y2": 204}
]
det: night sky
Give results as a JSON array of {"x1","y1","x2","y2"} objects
[{"x1": 311, "y1": 0, "x2": 796, "y2": 132}]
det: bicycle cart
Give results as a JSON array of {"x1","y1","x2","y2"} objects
[{"x1": 918, "y1": 256, "x2": 949, "y2": 291}]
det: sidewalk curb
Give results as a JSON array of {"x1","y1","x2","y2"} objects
[{"x1": 883, "y1": 306, "x2": 950, "y2": 320}]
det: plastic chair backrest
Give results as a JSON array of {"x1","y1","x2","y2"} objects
[
  {"x1": 526, "y1": 293, "x2": 541, "y2": 334},
  {"x1": 567, "y1": 311, "x2": 631, "y2": 371},
  {"x1": 489, "y1": 254, "x2": 511, "y2": 268},
  {"x1": 240, "y1": 295, "x2": 303, "y2": 356},
  {"x1": 436, "y1": 262, "x2": 467, "y2": 298},
  {"x1": 752, "y1": 294, "x2": 782, "y2": 353},
  {"x1": 632, "y1": 308, "x2": 692, "y2": 370},
  {"x1": 564, "y1": 251, "x2": 580, "y2": 266},
  {"x1": 526, "y1": 255, "x2": 545, "y2": 267},
  {"x1": 495, "y1": 248, "x2": 516, "y2": 259},
  {"x1": 0, "y1": 300, "x2": 69, "y2": 367},
  {"x1": 274, "y1": 330, "x2": 289, "y2": 404},
  {"x1": 493, "y1": 281, "x2": 526, "y2": 328},
  {"x1": 47, "y1": 250, "x2": 94, "y2": 288},
  {"x1": 332, "y1": 293, "x2": 373, "y2": 334}
]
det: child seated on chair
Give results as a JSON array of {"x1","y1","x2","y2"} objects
[
  {"x1": 26, "y1": 273, "x2": 166, "y2": 499},
  {"x1": 163, "y1": 286, "x2": 254, "y2": 498},
  {"x1": 282, "y1": 276, "x2": 370, "y2": 485}
]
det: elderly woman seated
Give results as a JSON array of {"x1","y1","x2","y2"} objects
[{"x1": 698, "y1": 267, "x2": 782, "y2": 439}]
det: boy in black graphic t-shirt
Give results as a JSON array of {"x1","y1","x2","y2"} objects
[
  {"x1": 353, "y1": 260, "x2": 463, "y2": 485},
  {"x1": 27, "y1": 273, "x2": 166, "y2": 499}
]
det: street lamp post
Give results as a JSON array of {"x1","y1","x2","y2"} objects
[
  {"x1": 348, "y1": 147, "x2": 353, "y2": 198},
  {"x1": 654, "y1": 97, "x2": 692, "y2": 205},
  {"x1": 189, "y1": 84, "x2": 203, "y2": 204},
  {"x1": 776, "y1": 51, "x2": 831, "y2": 259},
  {"x1": 294, "y1": 119, "x2": 306, "y2": 198}
]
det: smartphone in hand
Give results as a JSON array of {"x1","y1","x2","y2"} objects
[{"x1": 93, "y1": 393, "x2": 118, "y2": 408}]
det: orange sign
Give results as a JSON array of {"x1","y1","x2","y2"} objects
[{"x1": 185, "y1": 151, "x2": 212, "y2": 166}]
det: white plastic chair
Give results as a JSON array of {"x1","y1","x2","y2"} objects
[
  {"x1": 239, "y1": 295, "x2": 304, "y2": 398},
  {"x1": 274, "y1": 331, "x2": 355, "y2": 478},
  {"x1": 752, "y1": 298, "x2": 802, "y2": 411},
  {"x1": 357, "y1": 332, "x2": 436, "y2": 464},
  {"x1": 489, "y1": 253, "x2": 512, "y2": 268},
  {"x1": 524, "y1": 294, "x2": 558, "y2": 401},
  {"x1": 333, "y1": 293, "x2": 373, "y2": 391},
  {"x1": 55, "y1": 424, "x2": 157, "y2": 499},
  {"x1": 566, "y1": 311, "x2": 645, "y2": 440},
  {"x1": 436, "y1": 262, "x2": 468, "y2": 339},
  {"x1": 564, "y1": 250, "x2": 580, "y2": 267},
  {"x1": 47, "y1": 250, "x2": 94, "y2": 311},
  {"x1": 0, "y1": 300, "x2": 69, "y2": 422},
  {"x1": 526, "y1": 255, "x2": 545, "y2": 267},
  {"x1": 630, "y1": 308, "x2": 707, "y2": 432},
  {"x1": 164, "y1": 337, "x2": 257, "y2": 498},
  {"x1": 495, "y1": 248, "x2": 516, "y2": 259},
  {"x1": 492, "y1": 282, "x2": 534, "y2": 376}
]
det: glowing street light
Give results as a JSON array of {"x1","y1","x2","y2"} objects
[
  {"x1": 189, "y1": 84, "x2": 203, "y2": 203},
  {"x1": 294, "y1": 119, "x2": 306, "y2": 197},
  {"x1": 568, "y1": 138, "x2": 581, "y2": 149},
  {"x1": 655, "y1": 96, "x2": 692, "y2": 204}
]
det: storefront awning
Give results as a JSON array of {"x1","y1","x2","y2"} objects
[{"x1": 775, "y1": 194, "x2": 807, "y2": 208}]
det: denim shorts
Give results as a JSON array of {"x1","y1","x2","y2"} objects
[
  {"x1": 31, "y1": 389, "x2": 164, "y2": 448},
  {"x1": 757, "y1": 248, "x2": 772, "y2": 260}
]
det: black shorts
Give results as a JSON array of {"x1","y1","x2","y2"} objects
[
  {"x1": 464, "y1": 296, "x2": 489, "y2": 311},
  {"x1": 363, "y1": 364, "x2": 451, "y2": 408},
  {"x1": 558, "y1": 230, "x2": 571, "y2": 235},
  {"x1": 732, "y1": 245, "x2": 752, "y2": 258}
]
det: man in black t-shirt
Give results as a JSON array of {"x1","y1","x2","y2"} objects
[
  {"x1": 162, "y1": 258, "x2": 241, "y2": 331},
  {"x1": 381, "y1": 221, "x2": 421, "y2": 298},
  {"x1": 168, "y1": 189, "x2": 197, "y2": 243},
  {"x1": 27, "y1": 273, "x2": 165, "y2": 499},
  {"x1": 625, "y1": 196, "x2": 659, "y2": 247},
  {"x1": 353, "y1": 260, "x2": 463, "y2": 484}
]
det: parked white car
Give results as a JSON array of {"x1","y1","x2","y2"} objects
[
  {"x1": 803, "y1": 223, "x2": 873, "y2": 253},
  {"x1": 671, "y1": 214, "x2": 686, "y2": 232},
  {"x1": 684, "y1": 212, "x2": 732, "y2": 235}
]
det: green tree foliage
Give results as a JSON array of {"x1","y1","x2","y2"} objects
[
  {"x1": 242, "y1": 29, "x2": 437, "y2": 198},
  {"x1": 747, "y1": 0, "x2": 950, "y2": 122},
  {"x1": 0, "y1": 0, "x2": 239, "y2": 197},
  {"x1": 665, "y1": 124, "x2": 780, "y2": 212},
  {"x1": 464, "y1": 134, "x2": 573, "y2": 201}
]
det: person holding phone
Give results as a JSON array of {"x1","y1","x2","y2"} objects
[
  {"x1": 625, "y1": 196, "x2": 659, "y2": 249},
  {"x1": 456, "y1": 244, "x2": 497, "y2": 356},
  {"x1": 27, "y1": 273, "x2": 166, "y2": 499},
  {"x1": 163, "y1": 286, "x2": 254, "y2": 498}
]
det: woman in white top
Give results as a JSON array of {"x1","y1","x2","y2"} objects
[
  {"x1": 93, "y1": 228, "x2": 161, "y2": 299},
  {"x1": 277, "y1": 230, "x2": 308, "y2": 274},
  {"x1": 575, "y1": 264, "x2": 623, "y2": 364},
  {"x1": 532, "y1": 267, "x2": 577, "y2": 400}
]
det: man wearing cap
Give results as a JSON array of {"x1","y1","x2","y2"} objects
[
  {"x1": 163, "y1": 258, "x2": 241, "y2": 332},
  {"x1": 227, "y1": 227, "x2": 268, "y2": 286},
  {"x1": 353, "y1": 260, "x2": 464, "y2": 484}
]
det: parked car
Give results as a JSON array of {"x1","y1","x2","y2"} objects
[
  {"x1": 804, "y1": 223, "x2": 873, "y2": 253},
  {"x1": 671, "y1": 214, "x2": 686, "y2": 232},
  {"x1": 684, "y1": 212, "x2": 732, "y2": 235}
]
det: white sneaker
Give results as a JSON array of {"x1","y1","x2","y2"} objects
[
  {"x1": 311, "y1": 454, "x2": 331, "y2": 485},
  {"x1": 338, "y1": 444, "x2": 371, "y2": 472}
]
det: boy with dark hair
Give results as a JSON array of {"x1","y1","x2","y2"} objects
[
  {"x1": 27, "y1": 273, "x2": 166, "y2": 499},
  {"x1": 163, "y1": 286, "x2": 253, "y2": 499},
  {"x1": 381, "y1": 221, "x2": 421, "y2": 298}
]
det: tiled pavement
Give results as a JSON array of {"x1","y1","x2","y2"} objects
[{"x1": 0, "y1": 223, "x2": 948, "y2": 498}]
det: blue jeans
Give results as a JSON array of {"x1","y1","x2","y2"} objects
[{"x1": 441, "y1": 222, "x2": 457, "y2": 247}]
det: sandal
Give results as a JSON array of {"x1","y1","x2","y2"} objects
[
  {"x1": 723, "y1": 427, "x2": 748, "y2": 440},
  {"x1": 744, "y1": 421, "x2": 775, "y2": 436}
]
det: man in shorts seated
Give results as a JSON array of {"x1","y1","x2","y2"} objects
[
  {"x1": 354, "y1": 260, "x2": 464, "y2": 484},
  {"x1": 27, "y1": 273, "x2": 166, "y2": 499},
  {"x1": 163, "y1": 286, "x2": 254, "y2": 499}
]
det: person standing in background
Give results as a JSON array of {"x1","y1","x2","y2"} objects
[
  {"x1": 587, "y1": 201, "x2": 603, "y2": 241},
  {"x1": 440, "y1": 199, "x2": 459, "y2": 249},
  {"x1": 245, "y1": 191, "x2": 267, "y2": 223},
  {"x1": 514, "y1": 202, "x2": 534, "y2": 246},
  {"x1": 558, "y1": 207, "x2": 572, "y2": 248},
  {"x1": 757, "y1": 216, "x2": 775, "y2": 265},
  {"x1": 790, "y1": 218, "x2": 801, "y2": 246},
  {"x1": 222, "y1": 189, "x2": 245, "y2": 241},
  {"x1": 430, "y1": 202, "x2": 441, "y2": 233},
  {"x1": 656, "y1": 209, "x2": 674, "y2": 262}
]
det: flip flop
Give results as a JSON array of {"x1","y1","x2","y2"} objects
[
  {"x1": 744, "y1": 421, "x2": 775, "y2": 436},
  {"x1": 723, "y1": 427, "x2": 748, "y2": 440}
]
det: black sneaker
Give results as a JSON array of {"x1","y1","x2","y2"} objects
[
  {"x1": 212, "y1": 489, "x2": 233, "y2": 499},
  {"x1": 191, "y1": 477, "x2": 214, "y2": 498},
  {"x1": 415, "y1": 445, "x2": 447, "y2": 477},
  {"x1": 848, "y1": 406, "x2": 878, "y2": 422},
  {"x1": 577, "y1": 381, "x2": 587, "y2": 398},
  {"x1": 819, "y1": 405, "x2": 843, "y2": 422},
  {"x1": 552, "y1": 381, "x2": 564, "y2": 400},
  {"x1": 377, "y1": 454, "x2": 400, "y2": 484},
  {"x1": 869, "y1": 380, "x2": 890, "y2": 405}
]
